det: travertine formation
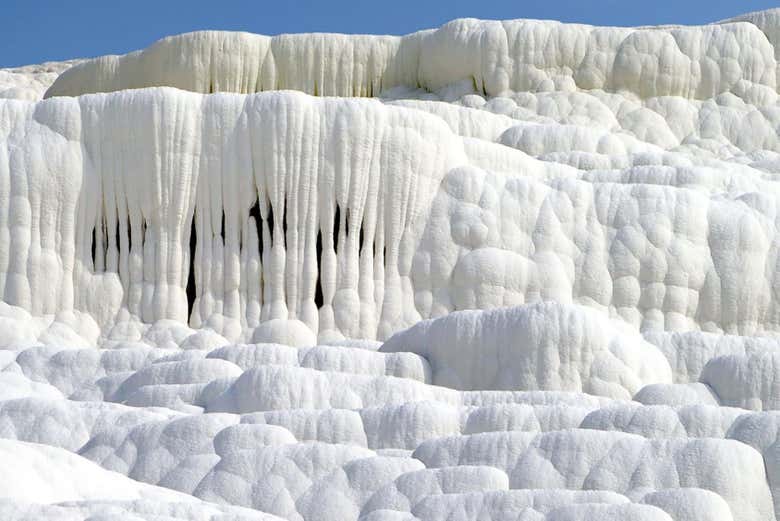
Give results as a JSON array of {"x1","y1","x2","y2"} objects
[{"x1": 1, "y1": 8, "x2": 780, "y2": 521}]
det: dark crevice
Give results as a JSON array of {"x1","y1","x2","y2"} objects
[
  {"x1": 267, "y1": 203, "x2": 275, "y2": 244},
  {"x1": 90, "y1": 226, "x2": 97, "y2": 266},
  {"x1": 281, "y1": 203, "x2": 288, "y2": 249},
  {"x1": 219, "y1": 211, "x2": 226, "y2": 240},
  {"x1": 359, "y1": 221, "x2": 365, "y2": 253},
  {"x1": 333, "y1": 204, "x2": 341, "y2": 254},
  {"x1": 249, "y1": 197, "x2": 263, "y2": 260},
  {"x1": 315, "y1": 229, "x2": 324, "y2": 308},
  {"x1": 186, "y1": 215, "x2": 197, "y2": 319}
]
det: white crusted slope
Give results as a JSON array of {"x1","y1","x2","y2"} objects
[
  {"x1": 46, "y1": 14, "x2": 779, "y2": 102},
  {"x1": 380, "y1": 301, "x2": 672, "y2": 398}
]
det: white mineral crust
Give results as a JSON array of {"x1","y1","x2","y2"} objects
[{"x1": 1, "y1": 8, "x2": 780, "y2": 521}]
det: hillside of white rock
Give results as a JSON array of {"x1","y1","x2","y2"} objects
[{"x1": 1, "y1": 8, "x2": 780, "y2": 521}]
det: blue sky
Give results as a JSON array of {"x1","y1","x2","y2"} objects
[{"x1": 3, "y1": 0, "x2": 777, "y2": 67}]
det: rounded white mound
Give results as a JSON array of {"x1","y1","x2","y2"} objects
[
  {"x1": 250, "y1": 319, "x2": 317, "y2": 347},
  {"x1": 381, "y1": 302, "x2": 673, "y2": 399}
]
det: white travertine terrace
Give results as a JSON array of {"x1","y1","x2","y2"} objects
[
  {"x1": 1, "y1": 8, "x2": 780, "y2": 521},
  {"x1": 45, "y1": 14, "x2": 778, "y2": 102}
]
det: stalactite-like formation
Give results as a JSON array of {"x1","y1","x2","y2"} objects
[{"x1": 0, "y1": 90, "x2": 462, "y2": 340}]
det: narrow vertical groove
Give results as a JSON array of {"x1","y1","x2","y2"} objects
[
  {"x1": 187, "y1": 213, "x2": 197, "y2": 319},
  {"x1": 267, "y1": 202, "x2": 275, "y2": 244},
  {"x1": 90, "y1": 226, "x2": 97, "y2": 268},
  {"x1": 315, "y1": 228, "x2": 324, "y2": 308},
  {"x1": 333, "y1": 204, "x2": 341, "y2": 254},
  {"x1": 249, "y1": 197, "x2": 263, "y2": 261}
]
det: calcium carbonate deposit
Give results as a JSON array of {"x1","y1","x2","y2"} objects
[{"x1": 1, "y1": 8, "x2": 780, "y2": 520}]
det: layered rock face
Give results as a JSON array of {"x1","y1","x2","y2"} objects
[{"x1": 1, "y1": 9, "x2": 780, "y2": 521}]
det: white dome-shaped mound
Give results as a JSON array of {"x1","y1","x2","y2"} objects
[
  {"x1": 381, "y1": 302, "x2": 673, "y2": 399},
  {"x1": 251, "y1": 319, "x2": 317, "y2": 347}
]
